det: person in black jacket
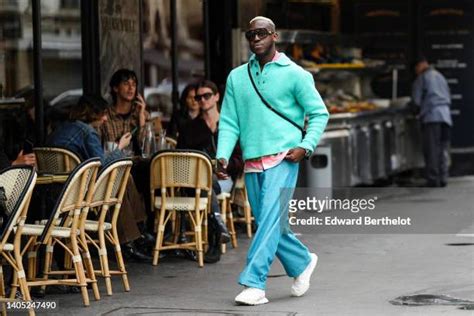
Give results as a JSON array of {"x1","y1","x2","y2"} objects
[
  {"x1": 178, "y1": 80, "x2": 243, "y2": 263},
  {"x1": 178, "y1": 80, "x2": 243, "y2": 182}
]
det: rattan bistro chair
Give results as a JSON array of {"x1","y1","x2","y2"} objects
[
  {"x1": 165, "y1": 137, "x2": 177, "y2": 149},
  {"x1": 150, "y1": 150, "x2": 213, "y2": 267},
  {"x1": 21, "y1": 158, "x2": 101, "y2": 307},
  {"x1": 230, "y1": 174, "x2": 254, "y2": 239},
  {"x1": 34, "y1": 147, "x2": 81, "y2": 174},
  {"x1": 217, "y1": 192, "x2": 232, "y2": 254},
  {"x1": 0, "y1": 166, "x2": 36, "y2": 316},
  {"x1": 83, "y1": 158, "x2": 132, "y2": 296}
]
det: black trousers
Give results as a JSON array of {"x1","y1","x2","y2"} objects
[{"x1": 422, "y1": 122, "x2": 450, "y2": 186}]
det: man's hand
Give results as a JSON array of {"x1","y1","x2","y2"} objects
[
  {"x1": 12, "y1": 150, "x2": 36, "y2": 166},
  {"x1": 135, "y1": 93, "x2": 147, "y2": 127},
  {"x1": 216, "y1": 158, "x2": 229, "y2": 180},
  {"x1": 285, "y1": 147, "x2": 306, "y2": 163},
  {"x1": 118, "y1": 132, "x2": 132, "y2": 150}
]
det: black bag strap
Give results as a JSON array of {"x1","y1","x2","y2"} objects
[{"x1": 247, "y1": 63, "x2": 305, "y2": 138}]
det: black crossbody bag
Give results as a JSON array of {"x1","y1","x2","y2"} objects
[{"x1": 247, "y1": 63, "x2": 306, "y2": 139}]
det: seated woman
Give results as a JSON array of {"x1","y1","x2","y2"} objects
[
  {"x1": 166, "y1": 83, "x2": 200, "y2": 139},
  {"x1": 46, "y1": 94, "x2": 130, "y2": 165},
  {"x1": 46, "y1": 94, "x2": 153, "y2": 262}
]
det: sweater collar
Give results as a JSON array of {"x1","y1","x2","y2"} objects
[{"x1": 249, "y1": 52, "x2": 291, "y2": 67}]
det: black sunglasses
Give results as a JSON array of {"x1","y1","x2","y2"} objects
[
  {"x1": 194, "y1": 92, "x2": 214, "y2": 102},
  {"x1": 245, "y1": 28, "x2": 275, "y2": 41}
]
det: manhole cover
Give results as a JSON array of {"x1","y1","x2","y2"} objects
[{"x1": 102, "y1": 307, "x2": 296, "y2": 316}]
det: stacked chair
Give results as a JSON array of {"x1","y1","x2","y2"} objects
[{"x1": 0, "y1": 166, "x2": 37, "y2": 315}]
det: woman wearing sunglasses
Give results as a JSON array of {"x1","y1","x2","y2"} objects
[{"x1": 216, "y1": 16, "x2": 329, "y2": 305}]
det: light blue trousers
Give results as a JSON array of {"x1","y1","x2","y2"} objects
[{"x1": 238, "y1": 160, "x2": 311, "y2": 290}]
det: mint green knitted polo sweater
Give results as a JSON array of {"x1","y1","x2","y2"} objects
[{"x1": 216, "y1": 53, "x2": 329, "y2": 161}]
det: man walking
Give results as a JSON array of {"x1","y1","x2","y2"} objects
[
  {"x1": 216, "y1": 16, "x2": 329, "y2": 305},
  {"x1": 412, "y1": 56, "x2": 452, "y2": 187}
]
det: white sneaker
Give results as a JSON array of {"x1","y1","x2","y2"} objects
[
  {"x1": 235, "y1": 287, "x2": 269, "y2": 305},
  {"x1": 291, "y1": 253, "x2": 318, "y2": 297}
]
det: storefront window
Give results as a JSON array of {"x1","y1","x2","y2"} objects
[
  {"x1": 41, "y1": 0, "x2": 82, "y2": 100},
  {"x1": 142, "y1": 0, "x2": 204, "y2": 119},
  {"x1": 0, "y1": 1, "x2": 82, "y2": 156},
  {"x1": 0, "y1": 1, "x2": 82, "y2": 99}
]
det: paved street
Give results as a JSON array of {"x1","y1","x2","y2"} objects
[{"x1": 36, "y1": 177, "x2": 474, "y2": 315}]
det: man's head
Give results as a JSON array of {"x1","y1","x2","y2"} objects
[
  {"x1": 194, "y1": 80, "x2": 219, "y2": 112},
  {"x1": 109, "y1": 69, "x2": 138, "y2": 104},
  {"x1": 246, "y1": 16, "x2": 278, "y2": 58},
  {"x1": 414, "y1": 56, "x2": 429, "y2": 76}
]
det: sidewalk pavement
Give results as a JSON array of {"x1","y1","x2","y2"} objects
[{"x1": 39, "y1": 177, "x2": 474, "y2": 315}]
